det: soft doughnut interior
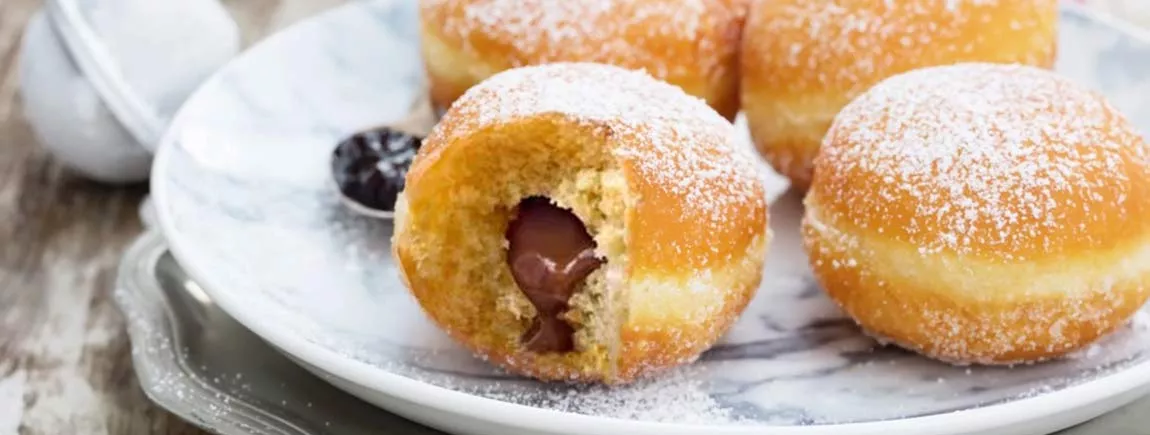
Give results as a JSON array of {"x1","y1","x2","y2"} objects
[{"x1": 395, "y1": 116, "x2": 632, "y2": 378}]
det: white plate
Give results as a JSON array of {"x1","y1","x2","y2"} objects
[{"x1": 152, "y1": 2, "x2": 1150, "y2": 434}]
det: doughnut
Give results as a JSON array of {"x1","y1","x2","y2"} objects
[
  {"x1": 741, "y1": 0, "x2": 1059, "y2": 188},
  {"x1": 802, "y1": 63, "x2": 1150, "y2": 364},
  {"x1": 419, "y1": 0, "x2": 746, "y2": 119},
  {"x1": 393, "y1": 63, "x2": 770, "y2": 383}
]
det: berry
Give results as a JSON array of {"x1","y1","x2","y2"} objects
[{"x1": 331, "y1": 127, "x2": 422, "y2": 213}]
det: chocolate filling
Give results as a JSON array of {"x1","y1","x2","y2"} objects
[{"x1": 505, "y1": 196, "x2": 604, "y2": 353}]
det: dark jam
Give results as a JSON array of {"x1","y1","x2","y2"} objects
[
  {"x1": 505, "y1": 197, "x2": 604, "y2": 353},
  {"x1": 331, "y1": 127, "x2": 423, "y2": 213}
]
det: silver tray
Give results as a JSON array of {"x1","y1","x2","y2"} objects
[
  {"x1": 114, "y1": 230, "x2": 442, "y2": 435},
  {"x1": 115, "y1": 228, "x2": 1150, "y2": 435}
]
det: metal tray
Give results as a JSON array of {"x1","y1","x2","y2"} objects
[{"x1": 114, "y1": 230, "x2": 443, "y2": 435}]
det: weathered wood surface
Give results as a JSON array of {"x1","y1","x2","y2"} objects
[{"x1": 0, "y1": 1, "x2": 342, "y2": 433}]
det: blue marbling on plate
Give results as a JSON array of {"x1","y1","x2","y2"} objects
[{"x1": 155, "y1": 0, "x2": 1150, "y2": 427}]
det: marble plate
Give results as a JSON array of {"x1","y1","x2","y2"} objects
[
  {"x1": 151, "y1": 1, "x2": 1150, "y2": 434},
  {"x1": 109, "y1": 229, "x2": 1150, "y2": 435}
]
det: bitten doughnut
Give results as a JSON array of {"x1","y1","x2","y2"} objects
[
  {"x1": 419, "y1": 0, "x2": 746, "y2": 119},
  {"x1": 803, "y1": 63, "x2": 1150, "y2": 364},
  {"x1": 393, "y1": 63, "x2": 770, "y2": 383},
  {"x1": 741, "y1": 0, "x2": 1058, "y2": 188}
]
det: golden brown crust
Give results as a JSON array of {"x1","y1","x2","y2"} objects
[
  {"x1": 396, "y1": 242, "x2": 768, "y2": 383},
  {"x1": 802, "y1": 63, "x2": 1150, "y2": 364},
  {"x1": 814, "y1": 64, "x2": 1150, "y2": 261},
  {"x1": 741, "y1": 0, "x2": 1059, "y2": 185},
  {"x1": 803, "y1": 210, "x2": 1150, "y2": 363},
  {"x1": 412, "y1": 63, "x2": 768, "y2": 270},
  {"x1": 419, "y1": 0, "x2": 745, "y2": 119},
  {"x1": 614, "y1": 266, "x2": 762, "y2": 380},
  {"x1": 396, "y1": 63, "x2": 770, "y2": 383}
]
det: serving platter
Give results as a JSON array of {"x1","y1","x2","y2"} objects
[
  {"x1": 115, "y1": 231, "x2": 438, "y2": 434},
  {"x1": 149, "y1": 1, "x2": 1150, "y2": 434}
]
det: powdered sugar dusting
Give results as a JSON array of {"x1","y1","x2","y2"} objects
[
  {"x1": 432, "y1": 63, "x2": 730, "y2": 138},
  {"x1": 429, "y1": 63, "x2": 766, "y2": 266},
  {"x1": 423, "y1": 0, "x2": 737, "y2": 85},
  {"x1": 749, "y1": 0, "x2": 1056, "y2": 93},
  {"x1": 818, "y1": 63, "x2": 1149, "y2": 259},
  {"x1": 476, "y1": 369, "x2": 739, "y2": 424}
]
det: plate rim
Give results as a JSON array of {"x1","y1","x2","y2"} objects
[{"x1": 151, "y1": 2, "x2": 1150, "y2": 434}]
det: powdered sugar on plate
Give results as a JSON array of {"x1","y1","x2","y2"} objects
[{"x1": 477, "y1": 368, "x2": 741, "y2": 425}]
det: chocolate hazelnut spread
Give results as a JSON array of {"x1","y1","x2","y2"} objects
[{"x1": 505, "y1": 196, "x2": 604, "y2": 353}]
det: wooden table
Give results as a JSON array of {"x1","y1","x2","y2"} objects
[
  {"x1": 0, "y1": 1, "x2": 342, "y2": 433},
  {"x1": 4, "y1": 0, "x2": 1150, "y2": 434}
]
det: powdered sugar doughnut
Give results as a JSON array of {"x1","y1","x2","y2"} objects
[
  {"x1": 803, "y1": 63, "x2": 1150, "y2": 365},
  {"x1": 419, "y1": 0, "x2": 746, "y2": 119},
  {"x1": 394, "y1": 63, "x2": 769, "y2": 383},
  {"x1": 741, "y1": 0, "x2": 1058, "y2": 188}
]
